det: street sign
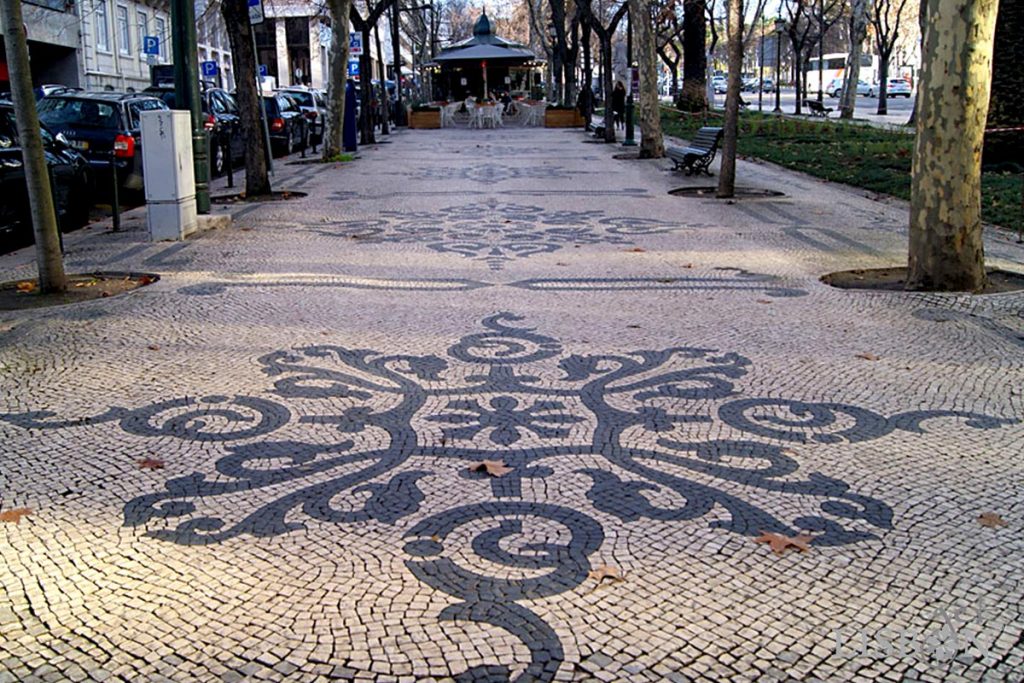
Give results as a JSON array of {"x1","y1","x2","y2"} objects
[
  {"x1": 258, "y1": 64, "x2": 268, "y2": 82},
  {"x1": 248, "y1": 0, "x2": 264, "y2": 25},
  {"x1": 143, "y1": 35, "x2": 159, "y2": 56},
  {"x1": 349, "y1": 32, "x2": 362, "y2": 56},
  {"x1": 347, "y1": 60, "x2": 359, "y2": 78},
  {"x1": 201, "y1": 61, "x2": 219, "y2": 78}
]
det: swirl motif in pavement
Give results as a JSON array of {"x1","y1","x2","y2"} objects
[{"x1": 3, "y1": 314, "x2": 1017, "y2": 681}]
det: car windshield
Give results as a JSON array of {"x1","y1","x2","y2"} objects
[
  {"x1": 282, "y1": 91, "x2": 313, "y2": 107},
  {"x1": 38, "y1": 97, "x2": 121, "y2": 129}
]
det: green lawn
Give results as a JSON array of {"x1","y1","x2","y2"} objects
[{"x1": 660, "y1": 108, "x2": 1023, "y2": 234}]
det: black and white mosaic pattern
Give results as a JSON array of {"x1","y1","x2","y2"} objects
[
  {"x1": 306, "y1": 200, "x2": 679, "y2": 270},
  {"x1": 5, "y1": 314, "x2": 1015, "y2": 681}
]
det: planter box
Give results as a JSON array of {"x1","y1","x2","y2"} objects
[
  {"x1": 544, "y1": 108, "x2": 584, "y2": 128},
  {"x1": 409, "y1": 110, "x2": 441, "y2": 129}
]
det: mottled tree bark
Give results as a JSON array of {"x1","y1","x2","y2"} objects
[
  {"x1": 222, "y1": 0, "x2": 271, "y2": 195},
  {"x1": 322, "y1": 0, "x2": 353, "y2": 158},
  {"x1": 1, "y1": 0, "x2": 66, "y2": 292},
  {"x1": 907, "y1": 0, "x2": 999, "y2": 292},
  {"x1": 680, "y1": 0, "x2": 707, "y2": 111},
  {"x1": 840, "y1": 0, "x2": 868, "y2": 119},
  {"x1": 630, "y1": 0, "x2": 665, "y2": 158},
  {"x1": 716, "y1": 0, "x2": 743, "y2": 198}
]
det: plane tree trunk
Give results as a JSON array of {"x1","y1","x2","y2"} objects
[
  {"x1": 630, "y1": 0, "x2": 665, "y2": 158},
  {"x1": 716, "y1": 0, "x2": 743, "y2": 197},
  {"x1": 322, "y1": 0, "x2": 353, "y2": 158},
  {"x1": 221, "y1": 0, "x2": 271, "y2": 195},
  {"x1": 906, "y1": 0, "x2": 999, "y2": 292},
  {"x1": 0, "y1": 0, "x2": 67, "y2": 292}
]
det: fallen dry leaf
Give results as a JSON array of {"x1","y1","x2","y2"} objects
[
  {"x1": 15, "y1": 281, "x2": 35, "y2": 294},
  {"x1": 681, "y1": 263, "x2": 693, "y2": 268},
  {"x1": 756, "y1": 299, "x2": 773, "y2": 304},
  {"x1": 0, "y1": 507, "x2": 32, "y2": 524},
  {"x1": 855, "y1": 353, "x2": 880, "y2": 361},
  {"x1": 753, "y1": 531, "x2": 814, "y2": 556},
  {"x1": 626, "y1": 247, "x2": 646, "y2": 253},
  {"x1": 100, "y1": 291, "x2": 111, "y2": 298},
  {"x1": 978, "y1": 512, "x2": 1008, "y2": 528},
  {"x1": 469, "y1": 460, "x2": 513, "y2": 477},
  {"x1": 138, "y1": 458, "x2": 165, "y2": 470},
  {"x1": 138, "y1": 275, "x2": 155, "y2": 286},
  {"x1": 780, "y1": 447, "x2": 799, "y2": 457},
  {"x1": 588, "y1": 565, "x2": 624, "y2": 583},
  {"x1": 147, "y1": 344, "x2": 160, "y2": 351}
]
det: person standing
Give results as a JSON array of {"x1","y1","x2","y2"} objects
[
  {"x1": 576, "y1": 84, "x2": 594, "y2": 130},
  {"x1": 611, "y1": 81, "x2": 626, "y2": 129}
]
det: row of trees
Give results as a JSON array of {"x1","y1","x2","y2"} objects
[{"x1": 2, "y1": 0, "x2": 1012, "y2": 293}]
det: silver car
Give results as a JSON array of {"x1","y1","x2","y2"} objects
[{"x1": 885, "y1": 78, "x2": 912, "y2": 98}]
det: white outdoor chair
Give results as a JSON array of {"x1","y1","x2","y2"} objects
[
  {"x1": 466, "y1": 101, "x2": 482, "y2": 128},
  {"x1": 527, "y1": 102, "x2": 547, "y2": 127},
  {"x1": 441, "y1": 102, "x2": 460, "y2": 128}
]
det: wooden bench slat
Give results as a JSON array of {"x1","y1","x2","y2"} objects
[{"x1": 667, "y1": 126, "x2": 724, "y2": 176}]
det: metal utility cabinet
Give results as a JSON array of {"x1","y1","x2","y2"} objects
[{"x1": 141, "y1": 109, "x2": 197, "y2": 240}]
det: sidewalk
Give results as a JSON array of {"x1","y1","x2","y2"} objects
[{"x1": 1, "y1": 127, "x2": 1023, "y2": 682}]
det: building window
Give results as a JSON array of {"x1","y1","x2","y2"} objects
[
  {"x1": 136, "y1": 10, "x2": 147, "y2": 57},
  {"x1": 155, "y1": 16, "x2": 167, "y2": 60},
  {"x1": 116, "y1": 6, "x2": 131, "y2": 55},
  {"x1": 95, "y1": 0, "x2": 110, "y2": 52}
]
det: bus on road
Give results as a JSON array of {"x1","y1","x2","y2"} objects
[{"x1": 804, "y1": 53, "x2": 879, "y2": 95}]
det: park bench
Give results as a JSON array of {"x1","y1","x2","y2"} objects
[
  {"x1": 666, "y1": 126, "x2": 724, "y2": 176},
  {"x1": 803, "y1": 98, "x2": 833, "y2": 117}
]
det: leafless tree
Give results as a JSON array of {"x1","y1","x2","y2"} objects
[
  {"x1": 869, "y1": 0, "x2": 912, "y2": 114},
  {"x1": 221, "y1": 0, "x2": 271, "y2": 193}
]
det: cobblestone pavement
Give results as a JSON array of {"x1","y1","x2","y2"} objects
[{"x1": 2, "y1": 128, "x2": 1023, "y2": 683}]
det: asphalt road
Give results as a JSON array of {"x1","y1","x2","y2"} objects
[{"x1": 717, "y1": 87, "x2": 916, "y2": 126}]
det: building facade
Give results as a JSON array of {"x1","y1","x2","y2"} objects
[{"x1": 0, "y1": 0, "x2": 233, "y2": 93}]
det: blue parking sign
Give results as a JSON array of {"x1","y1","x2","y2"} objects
[
  {"x1": 347, "y1": 60, "x2": 359, "y2": 78},
  {"x1": 201, "y1": 61, "x2": 219, "y2": 77},
  {"x1": 258, "y1": 64, "x2": 268, "y2": 82},
  {"x1": 143, "y1": 36, "x2": 159, "y2": 55}
]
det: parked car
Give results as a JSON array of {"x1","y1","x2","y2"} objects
[
  {"x1": 262, "y1": 93, "x2": 309, "y2": 156},
  {"x1": 885, "y1": 78, "x2": 912, "y2": 97},
  {"x1": 277, "y1": 87, "x2": 326, "y2": 143},
  {"x1": 144, "y1": 83, "x2": 244, "y2": 176},
  {"x1": 1, "y1": 104, "x2": 92, "y2": 252},
  {"x1": 37, "y1": 91, "x2": 168, "y2": 192},
  {"x1": 712, "y1": 76, "x2": 728, "y2": 94}
]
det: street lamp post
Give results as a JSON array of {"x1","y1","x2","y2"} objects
[
  {"x1": 773, "y1": 17, "x2": 785, "y2": 114},
  {"x1": 171, "y1": 0, "x2": 209, "y2": 213},
  {"x1": 817, "y1": 0, "x2": 824, "y2": 101},
  {"x1": 623, "y1": 6, "x2": 636, "y2": 147},
  {"x1": 758, "y1": 21, "x2": 764, "y2": 112}
]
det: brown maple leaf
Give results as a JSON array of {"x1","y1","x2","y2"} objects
[
  {"x1": 469, "y1": 460, "x2": 513, "y2": 477},
  {"x1": 138, "y1": 458, "x2": 165, "y2": 470},
  {"x1": 978, "y1": 512, "x2": 1008, "y2": 528},
  {"x1": 754, "y1": 531, "x2": 815, "y2": 556},
  {"x1": 0, "y1": 507, "x2": 32, "y2": 524},
  {"x1": 588, "y1": 565, "x2": 624, "y2": 583},
  {"x1": 855, "y1": 352, "x2": 880, "y2": 361}
]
